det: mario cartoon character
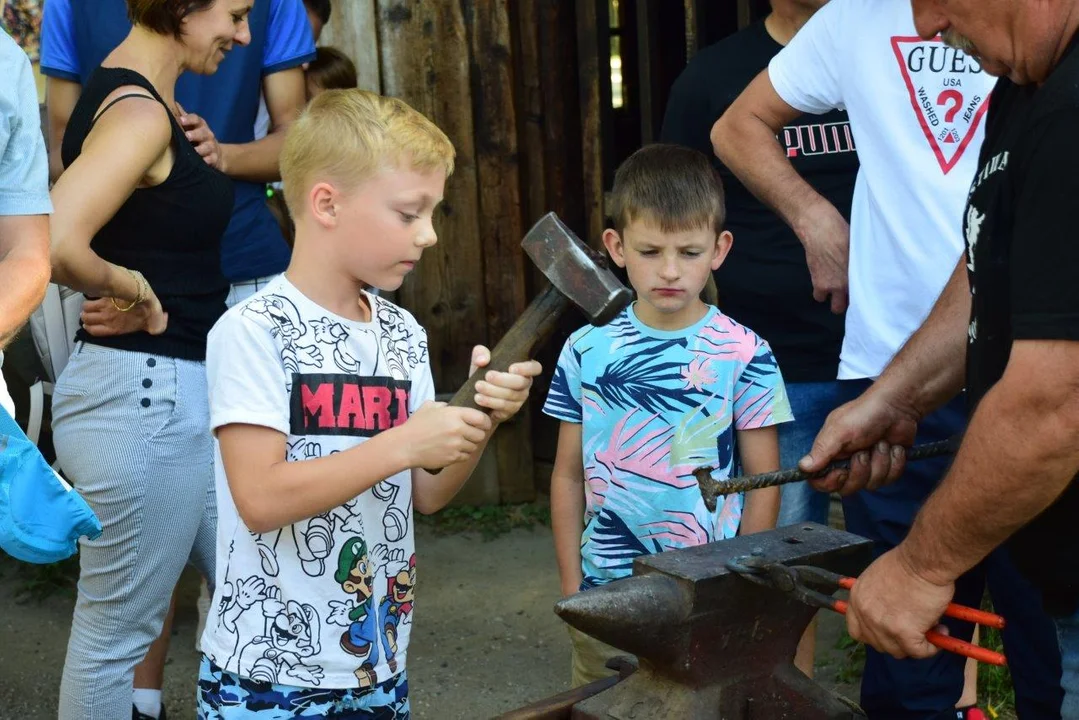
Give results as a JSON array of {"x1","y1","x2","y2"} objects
[{"x1": 234, "y1": 586, "x2": 324, "y2": 685}]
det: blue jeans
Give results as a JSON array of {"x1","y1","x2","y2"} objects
[
  {"x1": 776, "y1": 381, "x2": 843, "y2": 527},
  {"x1": 1057, "y1": 613, "x2": 1079, "y2": 719},
  {"x1": 838, "y1": 379, "x2": 1062, "y2": 719}
]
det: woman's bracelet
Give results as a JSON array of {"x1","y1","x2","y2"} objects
[{"x1": 110, "y1": 268, "x2": 147, "y2": 312}]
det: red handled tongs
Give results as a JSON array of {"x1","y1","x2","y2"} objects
[{"x1": 727, "y1": 556, "x2": 1007, "y2": 666}]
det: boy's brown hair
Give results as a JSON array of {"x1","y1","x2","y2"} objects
[
  {"x1": 279, "y1": 89, "x2": 455, "y2": 218},
  {"x1": 126, "y1": 0, "x2": 215, "y2": 37},
  {"x1": 306, "y1": 47, "x2": 358, "y2": 94},
  {"x1": 607, "y1": 143, "x2": 726, "y2": 236}
]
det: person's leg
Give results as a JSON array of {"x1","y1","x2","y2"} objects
[
  {"x1": 839, "y1": 380, "x2": 979, "y2": 719},
  {"x1": 1054, "y1": 609, "x2": 1079, "y2": 719},
  {"x1": 132, "y1": 594, "x2": 176, "y2": 719},
  {"x1": 567, "y1": 626, "x2": 623, "y2": 687},
  {"x1": 983, "y1": 547, "x2": 1063, "y2": 718},
  {"x1": 54, "y1": 348, "x2": 213, "y2": 720},
  {"x1": 775, "y1": 381, "x2": 841, "y2": 529},
  {"x1": 775, "y1": 381, "x2": 844, "y2": 676}
]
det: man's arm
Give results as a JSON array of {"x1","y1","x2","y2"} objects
[
  {"x1": 217, "y1": 68, "x2": 305, "y2": 182},
  {"x1": 901, "y1": 339, "x2": 1079, "y2": 585},
  {"x1": 46, "y1": 77, "x2": 80, "y2": 182},
  {"x1": 802, "y1": 257, "x2": 970, "y2": 492},
  {"x1": 0, "y1": 215, "x2": 49, "y2": 348},
  {"x1": 711, "y1": 71, "x2": 851, "y2": 313}
]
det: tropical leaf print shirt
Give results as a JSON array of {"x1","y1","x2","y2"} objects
[{"x1": 543, "y1": 304, "x2": 793, "y2": 588}]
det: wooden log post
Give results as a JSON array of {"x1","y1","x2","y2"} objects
[
  {"x1": 377, "y1": 2, "x2": 488, "y2": 421},
  {"x1": 319, "y1": 0, "x2": 382, "y2": 93},
  {"x1": 576, "y1": 0, "x2": 606, "y2": 250},
  {"x1": 467, "y1": 0, "x2": 535, "y2": 504}
]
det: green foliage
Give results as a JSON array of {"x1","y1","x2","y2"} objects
[{"x1": 417, "y1": 501, "x2": 552, "y2": 540}]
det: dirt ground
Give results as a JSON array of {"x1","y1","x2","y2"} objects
[{"x1": 0, "y1": 524, "x2": 858, "y2": 719}]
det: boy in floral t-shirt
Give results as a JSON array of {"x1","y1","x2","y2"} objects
[{"x1": 544, "y1": 144, "x2": 792, "y2": 687}]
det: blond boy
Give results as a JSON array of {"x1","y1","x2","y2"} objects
[
  {"x1": 199, "y1": 90, "x2": 541, "y2": 718},
  {"x1": 545, "y1": 144, "x2": 792, "y2": 686}
]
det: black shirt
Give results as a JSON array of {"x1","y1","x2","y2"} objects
[
  {"x1": 964, "y1": 39, "x2": 1079, "y2": 616},
  {"x1": 660, "y1": 20, "x2": 858, "y2": 383},
  {"x1": 62, "y1": 67, "x2": 233, "y2": 361}
]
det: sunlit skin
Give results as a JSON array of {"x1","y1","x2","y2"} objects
[
  {"x1": 295, "y1": 164, "x2": 446, "y2": 322},
  {"x1": 912, "y1": 0, "x2": 1079, "y2": 84},
  {"x1": 602, "y1": 220, "x2": 732, "y2": 331},
  {"x1": 181, "y1": 0, "x2": 253, "y2": 75}
]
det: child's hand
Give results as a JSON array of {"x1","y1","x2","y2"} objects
[
  {"x1": 403, "y1": 401, "x2": 492, "y2": 470},
  {"x1": 469, "y1": 345, "x2": 543, "y2": 423}
]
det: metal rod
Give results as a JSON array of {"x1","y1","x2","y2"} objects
[{"x1": 696, "y1": 437, "x2": 960, "y2": 511}]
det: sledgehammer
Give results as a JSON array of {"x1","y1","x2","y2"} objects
[{"x1": 428, "y1": 212, "x2": 632, "y2": 472}]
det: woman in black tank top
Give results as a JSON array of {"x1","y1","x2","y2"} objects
[{"x1": 46, "y1": 3, "x2": 253, "y2": 719}]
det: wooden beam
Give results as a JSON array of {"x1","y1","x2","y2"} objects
[
  {"x1": 683, "y1": 0, "x2": 699, "y2": 61},
  {"x1": 467, "y1": 0, "x2": 535, "y2": 504},
  {"x1": 576, "y1": 0, "x2": 606, "y2": 248},
  {"x1": 737, "y1": 0, "x2": 753, "y2": 30},
  {"x1": 636, "y1": 0, "x2": 655, "y2": 145},
  {"x1": 377, "y1": 0, "x2": 486, "y2": 392},
  {"x1": 320, "y1": 0, "x2": 381, "y2": 93}
]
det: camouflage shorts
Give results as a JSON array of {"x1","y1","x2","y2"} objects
[{"x1": 197, "y1": 655, "x2": 410, "y2": 719}]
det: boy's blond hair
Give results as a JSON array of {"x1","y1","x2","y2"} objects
[
  {"x1": 280, "y1": 89, "x2": 456, "y2": 218},
  {"x1": 607, "y1": 143, "x2": 726, "y2": 236}
]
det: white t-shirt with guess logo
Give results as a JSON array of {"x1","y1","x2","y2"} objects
[
  {"x1": 202, "y1": 275, "x2": 432, "y2": 690},
  {"x1": 768, "y1": 0, "x2": 996, "y2": 379}
]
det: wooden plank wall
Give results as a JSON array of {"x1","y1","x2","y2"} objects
[{"x1": 320, "y1": 0, "x2": 604, "y2": 504}]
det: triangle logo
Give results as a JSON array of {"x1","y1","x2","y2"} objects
[{"x1": 891, "y1": 36, "x2": 991, "y2": 175}]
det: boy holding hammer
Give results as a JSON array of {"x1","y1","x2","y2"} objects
[{"x1": 198, "y1": 89, "x2": 541, "y2": 717}]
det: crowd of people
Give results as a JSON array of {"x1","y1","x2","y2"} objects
[{"x1": 0, "y1": 0, "x2": 1077, "y2": 718}]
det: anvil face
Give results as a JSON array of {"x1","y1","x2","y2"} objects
[{"x1": 554, "y1": 524, "x2": 873, "y2": 720}]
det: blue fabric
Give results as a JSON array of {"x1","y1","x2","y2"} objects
[
  {"x1": 198, "y1": 655, "x2": 409, "y2": 719},
  {"x1": 775, "y1": 380, "x2": 842, "y2": 527},
  {"x1": 40, "y1": 0, "x2": 315, "y2": 282},
  {"x1": 1056, "y1": 610, "x2": 1079, "y2": 720},
  {"x1": 0, "y1": 29, "x2": 51, "y2": 216},
  {"x1": 838, "y1": 379, "x2": 1062, "y2": 719},
  {"x1": 543, "y1": 304, "x2": 792, "y2": 588},
  {"x1": 0, "y1": 405, "x2": 100, "y2": 564}
]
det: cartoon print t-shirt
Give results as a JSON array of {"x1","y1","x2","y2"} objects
[
  {"x1": 543, "y1": 304, "x2": 793, "y2": 589},
  {"x1": 202, "y1": 275, "x2": 432, "y2": 690}
]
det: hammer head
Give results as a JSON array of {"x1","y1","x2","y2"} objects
[{"x1": 523, "y1": 212, "x2": 633, "y2": 326}]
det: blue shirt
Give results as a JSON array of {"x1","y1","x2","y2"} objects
[
  {"x1": 543, "y1": 305, "x2": 792, "y2": 588},
  {"x1": 40, "y1": 0, "x2": 315, "y2": 282}
]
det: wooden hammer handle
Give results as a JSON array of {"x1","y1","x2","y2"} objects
[
  {"x1": 425, "y1": 284, "x2": 570, "y2": 474},
  {"x1": 448, "y1": 282, "x2": 570, "y2": 410}
]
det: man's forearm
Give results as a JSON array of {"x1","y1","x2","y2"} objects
[
  {"x1": 0, "y1": 216, "x2": 50, "y2": 349},
  {"x1": 711, "y1": 110, "x2": 830, "y2": 237},
  {"x1": 220, "y1": 130, "x2": 288, "y2": 183},
  {"x1": 872, "y1": 258, "x2": 969, "y2": 418},
  {"x1": 901, "y1": 348, "x2": 1079, "y2": 585}
]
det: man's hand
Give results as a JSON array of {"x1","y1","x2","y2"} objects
[
  {"x1": 468, "y1": 345, "x2": 542, "y2": 423},
  {"x1": 846, "y1": 546, "x2": 955, "y2": 660},
  {"x1": 177, "y1": 102, "x2": 224, "y2": 171},
  {"x1": 799, "y1": 388, "x2": 918, "y2": 494},
  {"x1": 80, "y1": 294, "x2": 168, "y2": 337},
  {"x1": 401, "y1": 401, "x2": 492, "y2": 470},
  {"x1": 796, "y1": 199, "x2": 851, "y2": 314}
]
